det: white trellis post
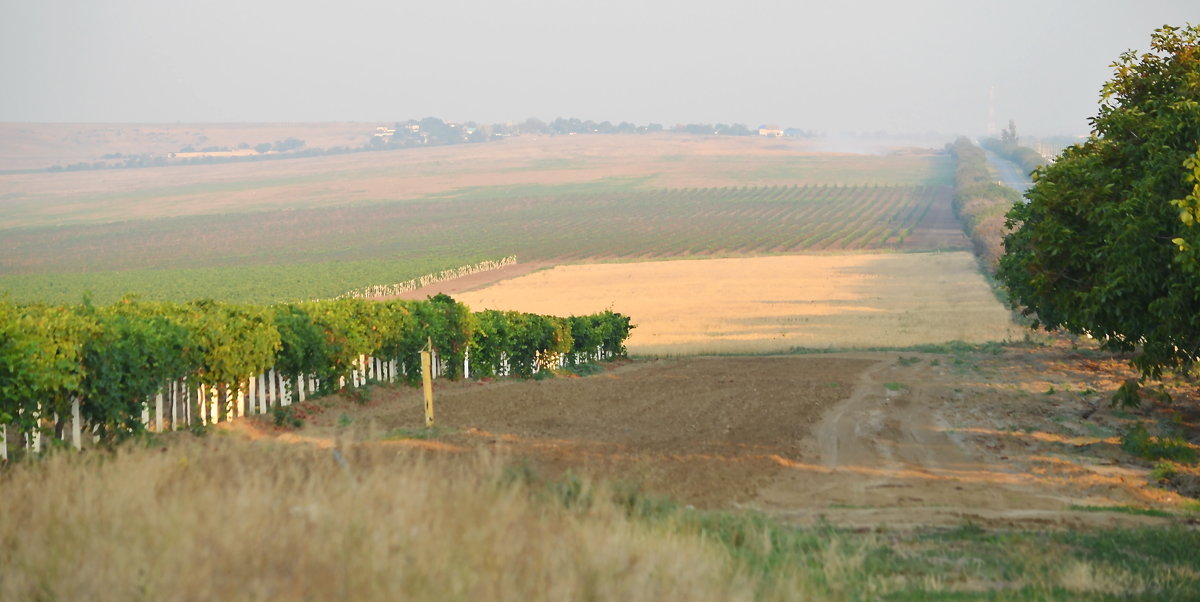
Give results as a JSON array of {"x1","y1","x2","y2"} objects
[
  {"x1": 1, "y1": 423, "x2": 6, "y2": 461},
  {"x1": 198, "y1": 384, "x2": 206, "y2": 425},
  {"x1": 31, "y1": 406, "x2": 41, "y2": 454},
  {"x1": 141, "y1": 401, "x2": 150, "y2": 429},
  {"x1": 298, "y1": 374, "x2": 306, "y2": 403},
  {"x1": 238, "y1": 381, "x2": 248, "y2": 419},
  {"x1": 267, "y1": 370, "x2": 277, "y2": 408},
  {"x1": 70, "y1": 397, "x2": 82, "y2": 449},
  {"x1": 155, "y1": 391, "x2": 164, "y2": 432},
  {"x1": 171, "y1": 381, "x2": 178, "y2": 430},
  {"x1": 465, "y1": 347, "x2": 471, "y2": 380},
  {"x1": 209, "y1": 385, "x2": 220, "y2": 424},
  {"x1": 258, "y1": 374, "x2": 267, "y2": 414}
]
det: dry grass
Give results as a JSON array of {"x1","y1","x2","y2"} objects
[
  {"x1": 0, "y1": 436, "x2": 754, "y2": 602},
  {"x1": 455, "y1": 252, "x2": 1025, "y2": 355},
  {"x1": 2, "y1": 434, "x2": 1190, "y2": 601}
]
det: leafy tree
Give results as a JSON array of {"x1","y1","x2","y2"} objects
[
  {"x1": 1000, "y1": 119, "x2": 1018, "y2": 146},
  {"x1": 998, "y1": 24, "x2": 1200, "y2": 400}
]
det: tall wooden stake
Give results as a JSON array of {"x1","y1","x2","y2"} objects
[{"x1": 421, "y1": 337, "x2": 435, "y2": 427}]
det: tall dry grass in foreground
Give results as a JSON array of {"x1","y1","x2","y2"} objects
[
  {"x1": 3, "y1": 434, "x2": 1194, "y2": 600},
  {"x1": 0, "y1": 438, "x2": 753, "y2": 602}
]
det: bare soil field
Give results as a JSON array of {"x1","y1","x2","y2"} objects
[
  {"x1": 0, "y1": 132, "x2": 948, "y2": 228},
  {"x1": 453, "y1": 252, "x2": 1022, "y2": 355},
  {"x1": 235, "y1": 339, "x2": 1198, "y2": 531}
]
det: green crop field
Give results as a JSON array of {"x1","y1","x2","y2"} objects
[
  {"x1": 0, "y1": 133, "x2": 958, "y2": 304},
  {"x1": 0, "y1": 183, "x2": 958, "y2": 304}
]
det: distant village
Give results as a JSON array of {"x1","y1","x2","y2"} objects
[{"x1": 46, "y1": 117, "x2": 819, "y2": 172}]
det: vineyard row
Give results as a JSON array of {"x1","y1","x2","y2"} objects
[{"x1": 0, "y1": 295, "x2": 632, "y2": 458}]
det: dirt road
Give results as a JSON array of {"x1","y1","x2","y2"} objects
[{"x1": 254, "y1": 345, "x2": 1189, "y2": 531}]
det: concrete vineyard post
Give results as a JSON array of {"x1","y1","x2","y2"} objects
[
  {"x1": 257, "y1": 374, "x2": 267, "y2": 414},
  {"x1": 267, "y1": 370, "x2": 276, "y2": 409},
  {"x1": 155, "y1": 392, "x2": 164, "y2": 432},
  {"x1": 31, "y1": 406, "x2": 40, "y2": 453},
  {"x1": 71, "y1": 397, "x2": 82, "y2": 450},
  {"x1": 0, "y1": 424, "x2": 6, "y2": 461},
  {"x1": 298, "y1": 374, "x2": 306, "y2": 403},
  {"x1": 209, "y1": 385, "x2": 219, "y2": 424},
  {"x1": 235, "y1": 381, "x2": 246, "y2": 418},
  {"x1": 464, "y1": 347, "x2": 470, "y2": 380}
]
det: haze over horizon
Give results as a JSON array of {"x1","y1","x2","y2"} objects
[{"x1": 1, "y1": 1, "x2": 1195, "y2": 137}]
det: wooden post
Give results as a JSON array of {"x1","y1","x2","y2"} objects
[{"x1": 421, "y1": 338, "x2": 435, "y2": 427}]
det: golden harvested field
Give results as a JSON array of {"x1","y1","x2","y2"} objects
[{"x1": 454, "y1": 252, "x2": 1023, "y2": 354}]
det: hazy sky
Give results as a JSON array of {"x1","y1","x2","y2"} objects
[{"x1": 1, "y1": 1, "x2": 1195, "y2": 136}]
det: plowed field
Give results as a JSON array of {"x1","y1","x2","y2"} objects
[{"x1": 238, "y1": 342, "x2": 1196, "y2": 531}]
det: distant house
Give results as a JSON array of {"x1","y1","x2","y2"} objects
[
  {"x1": 758, "y1": 125, "x2": 784, "y2": 137},
  {"x1": 374, "y1": 126, "x2": 396, "y2": 138}
]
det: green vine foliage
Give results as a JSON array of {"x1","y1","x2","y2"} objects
[
  {"x1": 0, "y1": 302, "x2": 96, "y2": 435},
  {"x1": 999, "y1": 24, "x2": 1200, "y2": 392},
  {"x1": 1, "y1": 294, "x2": 632, "y2": 444},
  {"x1": 81, "y1": 302, "x2": 194, "y2": 442}
]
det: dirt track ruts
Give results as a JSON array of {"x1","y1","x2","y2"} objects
[{"x1": 261, "y1": 352, "x2": 1179, "y2": 530}]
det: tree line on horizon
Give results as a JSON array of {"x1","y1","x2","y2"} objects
[{"x1": 31, "y1": 116, "x2": 818, "y2": 174}]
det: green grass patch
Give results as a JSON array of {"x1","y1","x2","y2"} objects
[
  {"x1": 1121, "y1": 422, "x2": 1198, "y2": 464},
  {"x1": 1069, "y1": 504, "x2": 1175, "y2": 518}
]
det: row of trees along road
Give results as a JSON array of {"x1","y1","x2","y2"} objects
[
  {"x1": 998, "y1": 24, "x2": 1200, "y2": 405},
  {"x1": 981, "y1": 120, "x2": 1047, "y2": 176}
]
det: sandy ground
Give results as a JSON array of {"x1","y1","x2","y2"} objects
[
  {"x1": 233, "y1": 340, "x2": 1196, "y2": 531},
  {"x1": 452, "y1": 252, "x2": 1024, "y2": 354}
]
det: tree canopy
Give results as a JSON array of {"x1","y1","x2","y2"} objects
[{"x1": 998, "y1": 24, "x2": 1200, "y2": 396}]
